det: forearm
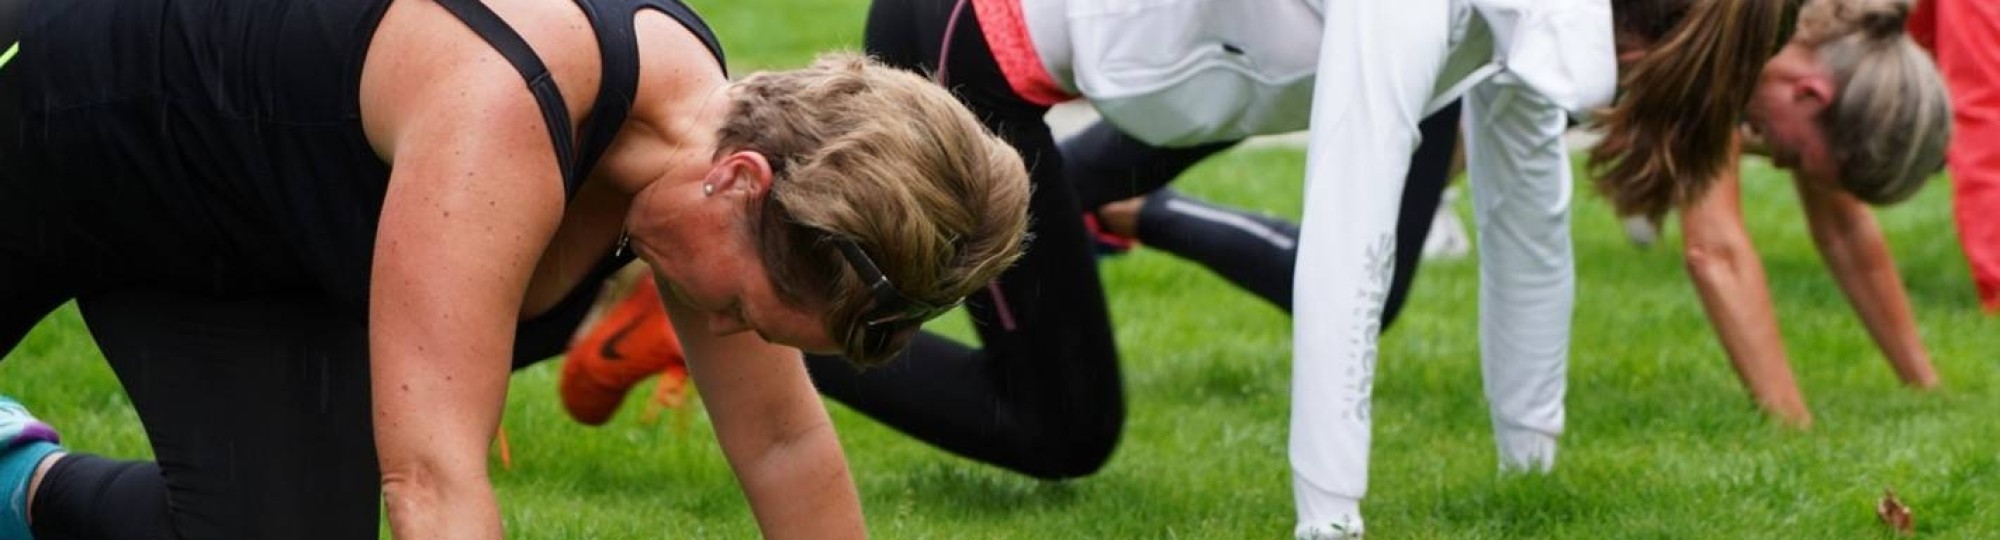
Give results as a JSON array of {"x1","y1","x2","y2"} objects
[
  {"x1": 1683, "y1": 242, "x2": 1789, "y2": 368},
  {"x1": 370, "y1": 278, "x2": 518, "y2": 540},
  {"x1": 1807, "y1": 204, "x2": 1937, "y2": 387},
  {"x1": 371, "y1": 341, "x2": 512, "y2": 540},
  {"x1": 370, "y1": 342, "x2": 513, "y2": 540},
  {"x1": 729, "y1": 418, "x2": 864, "y2": 539},
  {"x1": 1680, "y1": 174, "x2": 1809, "y2": 424},
  {"x1": 1683, "y1": 235, "x2": 1811, "y2": 421},
  {"x1": 671, "y1": 296, "x2": 864, "y2": 539}
]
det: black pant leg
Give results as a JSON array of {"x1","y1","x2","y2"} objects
[
  {"x1": 1381, "y1": 101, "x2": 1462, "y2": 327},
  {"x1": 1134, "y1": 188, "x2": 1302, "y2": 311},
  {"x1": 33, "y1": 292, "x2": 380, "y2": 539},
  {"x1": 29, "y1": 455, "x2": 174, "y2": 540},
  {"x1": 1125, "y1": 101, "x2": 1464, "y2": 328},
  {"x1": 1062, "y1": 121, "x2": 1237, "y2": 210},
  {"x1": 806, "y1": 0, "x2": 1123, "y2": 480}
]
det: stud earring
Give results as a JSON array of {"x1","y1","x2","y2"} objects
[{"x1": 702, "y1": 183, "x2": 715, "y2": 196}]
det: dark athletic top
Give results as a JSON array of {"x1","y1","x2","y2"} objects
[{"x1": 0, "y1": 0, "x2": 722, "y2": 356}]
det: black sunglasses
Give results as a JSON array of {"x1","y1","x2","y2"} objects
[{"x1": 831, "y1": 237, "x2": 961, "y2": 360}]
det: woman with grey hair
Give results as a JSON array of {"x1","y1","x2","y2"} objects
[{"x1": 1681, "y1": 0, "x2": 1950, "y2": 427}]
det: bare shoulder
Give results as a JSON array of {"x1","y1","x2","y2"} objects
[
  {"x1": 633, "y1": 8, "x2": 729, "y2": 116},
  {"x1": 581, "y1": 7, "x2": 729, "y2": 186},
  {"x1": 360, "y1": 0, "x2": 606, "y2": 161}
]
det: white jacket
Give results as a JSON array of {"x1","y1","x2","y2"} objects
[
  {"x1": 1023, "y1": 0, "x2": 1613, "y2": 147},
  {"x1": 1024, "y1": 0, "x2": 1326, "y2": 146}
]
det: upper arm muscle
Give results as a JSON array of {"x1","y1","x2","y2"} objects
[{"x1": 366, "y1": 17, "x2": 569, "y2": 488}]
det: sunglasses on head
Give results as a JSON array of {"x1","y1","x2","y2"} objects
[{"x1": 831, "y1": 237, "x2": 961, "y2": 361}]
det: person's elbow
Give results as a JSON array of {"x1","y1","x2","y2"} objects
[
  {"x1": 733, "y1": 412, "x2": 840, "y2": 474},
  {"x1": 378, "y1": 445, "x2": 493, "y2": 521},
  {"x1": 1682, "y1": 231, "x2": 1751, "y2": 283}
]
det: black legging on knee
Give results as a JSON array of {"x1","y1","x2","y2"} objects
[
  {"x1": 27, "y1": 292, "x2": 381, "y2": 540},
  {"x1": 1064, "y1": 102, "x2": 1464, "y2": 325},
  {"x1": 803, "y1": 0, "x2": 1124, "y2": 480},
  {"x1": 22, "y1": 285, "x2": 598, "y2": 539},
  {"x1": 31, "y1": 455, "x2": 175, "y2": 540}
]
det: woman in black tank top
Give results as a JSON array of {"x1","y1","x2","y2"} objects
[{"x1": 0, "y1": 0, "x2": 1030, "y2": 536}]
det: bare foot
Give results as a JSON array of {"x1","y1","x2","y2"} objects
[{"x1": 1096, "y1": 196, "x2": 1144, "y2": 238}]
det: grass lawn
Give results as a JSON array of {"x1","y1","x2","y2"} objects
[{"x1": 4, "y1": 0, "x2": 1997, "y2": 537}]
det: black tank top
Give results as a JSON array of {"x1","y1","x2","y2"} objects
[{"x1": 0, "y1": 0, "x2": 723, "y2": 321}]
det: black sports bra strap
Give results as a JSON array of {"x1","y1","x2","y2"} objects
[
  {"x1": 432, "y1": 0, "x2": 583, "y2": 195},
  {"x1": 568, "y1": 0, "x2": 726, "y2": 187},
  {"x1": 568, "y1": 0, "x2": 637, "y2": 185}
]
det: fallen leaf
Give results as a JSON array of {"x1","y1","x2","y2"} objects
[{"x1": 1878, "y1": 489, "x2": 1913, "y2": 536}]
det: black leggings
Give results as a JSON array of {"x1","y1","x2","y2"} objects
[
  {"x1": 0, "y1": 190, "x2": 599, "y2": 540},
  {"x1": 804, "y1": 0, "x2": 1122, "y2": 480},
  {"x1": 6, "y1": 289, "x2": 599, "y2": 540},
  {"x1": 806, "y1": 0, "x2": 1458, "y2": 480},
  {"x1": 1065, "y1": 103, "x2": 1463, "y2": 323},
  {"x1": 28, "y1": 293, "x2": 379, "y2": 540}
]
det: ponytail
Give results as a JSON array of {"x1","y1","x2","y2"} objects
[{"x1": 1589, "y1": 0, "x2": 1802, "y2": 221}]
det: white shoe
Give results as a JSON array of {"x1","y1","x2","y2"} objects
[
  {"x1": 1296, "y1": 517, "x2": 1364, "y2": 540},
  {"x1": 1421, "y1": 187, "x2": 1471, "y2": 260},
  {"x1": 1294, "y1": 489, "x2": 1365, "y2": 540}
]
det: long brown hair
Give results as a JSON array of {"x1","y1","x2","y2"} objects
[{"x1": 1590, "y1": 0, "x2": 1802, "y2": 221}]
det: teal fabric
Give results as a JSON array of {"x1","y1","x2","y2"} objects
[
  {"x1": 0, "y1": 441, "x2": 58, "y2": 540},
  {"x1": 0, "y1": 397, "x2": 59, "y2": 540}
]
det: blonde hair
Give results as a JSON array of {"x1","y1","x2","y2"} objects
[
  {"x1": 1799, "y1": 0, "x2": 1951, "y2": 204},
  {"x1": 1591, "y1": 0, "x2": 1801, "y2": 222},
  {"x1": 717, "y1": 52, "x2": 1031, "y2": 367}
]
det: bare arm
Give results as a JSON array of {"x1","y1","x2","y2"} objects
[
  {"x1": 1680, "y1": 164, "x2": 1813, "y2": 427},
  {"x1": 659, "y1": 278, "x2": 865, "y2": 539},
  {"x1": 365, "y1": 33, "x2": 568, "y2": 540},
  {"x1": 1793, "y1": 179, "x2": 1939, "y2": 388}
]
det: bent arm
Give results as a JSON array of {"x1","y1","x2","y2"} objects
[
  {"x1": 660, "y1": 278, "x2": 864, "y2": 539},
  {"x1": 367, "y1": 48, "x2": 569, "y2": 540},
  {"x1": 1794, "y1": 180, "x2": 1938, "y2": 388},
  {"x1": 1679, "y1": 166, "x2": 1811, "y2": 426}
]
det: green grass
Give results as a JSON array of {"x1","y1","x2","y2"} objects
[{"x1": 4, "y1": 0, "x2": 1998, "y2": 537}]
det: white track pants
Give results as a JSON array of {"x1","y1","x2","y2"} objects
[{"x1": 1290, "y1": 0, "x2": 1573, "y2": 536}]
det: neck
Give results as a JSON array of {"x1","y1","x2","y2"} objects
[{"x1": 598, "y1": 81, "x2": 733, "y2": 195}]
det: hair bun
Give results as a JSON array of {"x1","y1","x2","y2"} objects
[
  {"x1": 1858, "y1": 0, "x2": 1910, "y2": 39},
  {"x1": 1796, "y1": 0, "x2": 1911, "y2": 44}
]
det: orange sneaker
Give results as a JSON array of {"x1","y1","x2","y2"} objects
[{"x1": 561, "y1": 277, "x2": 689, "y2": 426}]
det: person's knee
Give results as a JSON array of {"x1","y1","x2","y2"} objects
[{"x1": 1009, "y1": 405, "x2": 1124, "y2": 480}]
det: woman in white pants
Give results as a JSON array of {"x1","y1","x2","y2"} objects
[{"x1": 1293, "y1": 0, "x2": 1805, "y2": 536}]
